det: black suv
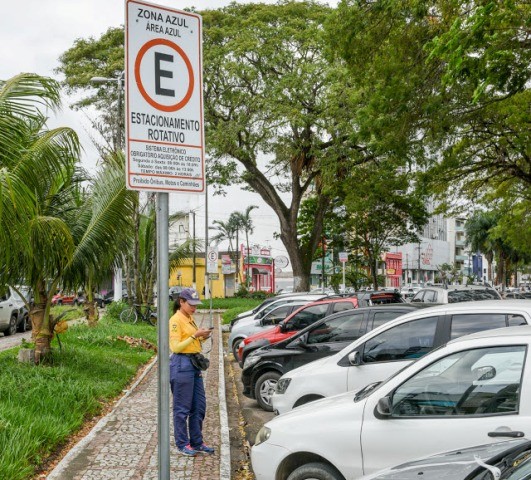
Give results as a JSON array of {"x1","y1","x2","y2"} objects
[{"x1": 241, "y1": 303, "x2": 428, "y2": 411}]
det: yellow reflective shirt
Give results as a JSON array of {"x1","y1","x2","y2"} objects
[{"x1": 169, "y1": 309, "x2": 202, "y2": 354}]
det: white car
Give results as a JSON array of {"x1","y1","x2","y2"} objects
[
  {"x1": 360, "y1": 438, "x2": 531, "y2": 479},
  {"x1": 252, "y1": 325, "x2": 531, "y2": 480},
  {"x1": 272, "y1": 300, "x2": 531, "y2": 415},
  {"x1": 0, "y1": 285, "x2": 29, "y2": 336}
]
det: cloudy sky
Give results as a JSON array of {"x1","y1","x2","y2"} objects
[{"x1": 1, "y1": 0, "x2": 336, "y2": 268}]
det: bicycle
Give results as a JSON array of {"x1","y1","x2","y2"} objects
[{"x1": 120, "y1": 304, "x2": 157, "y2": 326}]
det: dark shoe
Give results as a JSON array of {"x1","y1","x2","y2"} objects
[
  {"x1": 178, "y1": 445, "x2": 197, "y2": 456},
  {"x1": 194, "y1": 443, "x2": 215, "y2": 454}
]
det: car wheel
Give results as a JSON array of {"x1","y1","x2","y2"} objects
[
  {"x1": 287, "y1": 462, "x2": 345, "y2": 480},
  {"x1": 232, "y1": 339, "x2": 244, "y2": 360},
  {"x1": 254, "y1": 371, "x2": 280, "y2": 412},
  {"x1": 5, "y1": 315, "x2": 17, "y2": 336}
]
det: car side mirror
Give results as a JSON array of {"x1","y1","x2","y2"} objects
[
  {"x1": 256, "y1": 311, "x2": 265, "y2": 319},
  {"x1": 280, "y1": 322, "x2": 289, "y2": 333},
  {"x1": 376, "y1": 396, "x2": 392, "y2": 417},
  {"x1": 473, "y1": 365, "x2": 496, "y2": 381},
  {"x1": 348, "y1": 350, "x2": 361, "y2": 366}
]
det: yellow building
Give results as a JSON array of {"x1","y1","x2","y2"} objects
[{"x1": 169, "y1": 255, "x2": 235, "y2": 298}]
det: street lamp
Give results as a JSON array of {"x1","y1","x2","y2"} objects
[{"x1": 89, "y1": 72, "x2": 125, "y2": 151}]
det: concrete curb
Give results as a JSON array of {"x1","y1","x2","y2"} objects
[
  {"x1": 218, "y1": 314, "x2": 231, "y2": 480},
  {"x1": 47, "y1": 356, "x2": 158, "y2": 479}
]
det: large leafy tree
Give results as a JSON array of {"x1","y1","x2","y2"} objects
[{"x1": 202, "y1": 1, "x2": 368, "y2": 290}]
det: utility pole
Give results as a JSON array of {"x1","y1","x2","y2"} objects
[
  {"x1": 191, "y1": 211, "x2": 196, "y2": 290},
  {"x1": 417, "y1": 241, "x2": 422, "y2": 285}
]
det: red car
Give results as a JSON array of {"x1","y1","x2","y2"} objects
[
  {"x1": 237, "y1": 297, "x2": 359, "y2": 365},
  {"x1": 51, "y1": 293, "x2": 84, "y2": 306}
]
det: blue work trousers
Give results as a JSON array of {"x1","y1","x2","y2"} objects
[{"x1": 170, "y1": 354, "x2": 206, "y2": 449}]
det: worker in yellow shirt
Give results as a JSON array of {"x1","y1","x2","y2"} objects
[{"x1": 169, "y1": 288, "x2": 214, "y2": 456}]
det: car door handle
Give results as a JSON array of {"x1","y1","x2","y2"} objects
[{"x1": 488, "y1": 430, "x2": 524, "y2": 438}]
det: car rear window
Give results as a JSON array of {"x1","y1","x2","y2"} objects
[
  {"x1": 369, "y1": 293, "x2": 403, "y2": 304},
  {"x1": 448, "y1": 289, "x2": 500, "y2": 303}
]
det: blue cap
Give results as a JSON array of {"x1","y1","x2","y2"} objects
[{"x1": 179, "y1": 288, "x2": 203, "y2": 306}]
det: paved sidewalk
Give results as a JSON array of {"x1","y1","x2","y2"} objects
[{"x1": 47, "y1": 312, "x2": 230, "y2": 480}]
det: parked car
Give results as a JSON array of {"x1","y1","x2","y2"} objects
[
  {"x1": 252, "y1": 325, "x2": 531, "y2": 480},
  {"x1": 237, "y1": 297, "x2": 361, "y2": 365},
  {"x1": 504, "y1": 291, "x2": 527, "y2": 300},
  {"x1": 400, "y1": 286, "x2": 422, "y2": 301},
  {"x1": 0, "y1": 286, "x2": 30, "y2": 335},
  {"x1": 228, "y1": 300, "x2": 311, "y2": 360},
  {"x1": 230, "y1": 292, "x2": 328, "y2": 330},
  {"x1": 411, "y1": 285, "x2": 501, "y2": 304},
  {"x1": 242, "y1": 304, "x2": 431, "y2": 411},
  {"x1": 272, "y1": 299, "x2": 531, "y2": 415},
  {"x1": 353, "y1": 290, "x2": 405, "y2": 306},
  {"x1": 95, "y1": 289, "x2": 131, "y2": 307},
  {"x1": 51, "y1": 292, "x2": 85, "y2": 306},
  {"x1": 361, "y1": 438, "x2": 531, "y2": 479}
]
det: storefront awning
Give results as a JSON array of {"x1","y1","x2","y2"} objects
[{"x1": 252, "y1": 267, "x2": 269, "y2": 275}]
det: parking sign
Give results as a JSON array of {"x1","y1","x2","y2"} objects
[{"x1": 125, "y1": 0, "x2": 204, "y2": 193}]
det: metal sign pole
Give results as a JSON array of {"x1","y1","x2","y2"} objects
[{"x1": 156, "y1": 193, "x2": 170, "y2": 480}]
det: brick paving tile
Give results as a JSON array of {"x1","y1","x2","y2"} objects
[{"x1": 47, "y1": 313, "x2": 228, "y2": 480}]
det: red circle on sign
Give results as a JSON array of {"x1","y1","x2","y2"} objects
[{"x1": 134, "y1": 38, "x2": 194, "y2": 112}]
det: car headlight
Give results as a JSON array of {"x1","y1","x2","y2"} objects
[
  {"x1": 254, "y1": 426, "x2": 271, "y2": 446},
  {"x1": 276, "y1": 377, "x2": 291, "y2": 394},
  {"x1": 243, "y1": 354, "x2": 261, "y2": 370}
]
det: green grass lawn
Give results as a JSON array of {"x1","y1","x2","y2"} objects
[
  {"x1": 197, "y1": 297, "x2": 262, "y2": 324},
  {"x1": 0, "y1": 314, "x2": 157, "y2": 480},
  {"x1": 0, "y1": 296, "x2": 262, "y2": 478}
]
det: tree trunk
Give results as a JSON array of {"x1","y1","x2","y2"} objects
[
  {"x1": 85, "y1": 301, "x2": 99, "y2": 327},
  {"x1": 32, "y1": 301, "x2": 52, "y2": 364}
]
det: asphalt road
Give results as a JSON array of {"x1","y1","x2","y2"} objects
[
  {"x1": 0, "y1": 329, "x2": 32, "y2": 351},
  {"x1": 223, "y1": 330, "x2": 274, "y2": 479}
]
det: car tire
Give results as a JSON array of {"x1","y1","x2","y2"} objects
[
  {"x1": 287, "y1": 462, "x2": 345, "y2": 480},
  {"x1": 232, "y1": 338, "x2": 244, "y2": 360},
  {"x1": 5, "y1": 314, "x2": 17, "y2": 336},
  {"x1": 254, "y1": 371, "x2": 281, "y2": 412}
]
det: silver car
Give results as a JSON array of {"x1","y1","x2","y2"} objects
[{"x1": 411, "y1": 285, "x2": 501, "y2": 304}]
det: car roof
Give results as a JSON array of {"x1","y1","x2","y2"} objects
[
  {"x1": 408, "y1": 299, "x2": 530, "y2": 314},
  {"x1": 419, "y1": 285, "x2": 497, "y2": 291}
]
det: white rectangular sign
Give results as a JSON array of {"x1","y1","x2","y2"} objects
[
  {"x1": 125, "y1": 0, "x2": 204, "y2": 192},
  {"x1": 339, "y1": 251, "x2": 348, "y2": 263},
  {"x1": 207, "y1": 246, "x2": 218, "y2": 274}
]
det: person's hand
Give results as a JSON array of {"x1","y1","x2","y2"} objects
[{"x1": 194, "y1": 328, "x2": 211, "y2": 339}]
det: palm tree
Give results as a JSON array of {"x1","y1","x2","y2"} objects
[
  {"x1": 0, "y1": 74, "x2": 138, "y2": 360},
  {"x1": 234, "y1": 206, "x2": 258, "y2": 288}
]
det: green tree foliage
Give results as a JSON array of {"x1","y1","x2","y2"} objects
[
  {"x1": 56, "y1": 27, "x2": 124, "y2": 151},
  {"x1": 338, "y1": 163, "x2": 428, "y2": 289},
  {"x1": 202, "y1": 1, "x2": 363, "y2": 290}
]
